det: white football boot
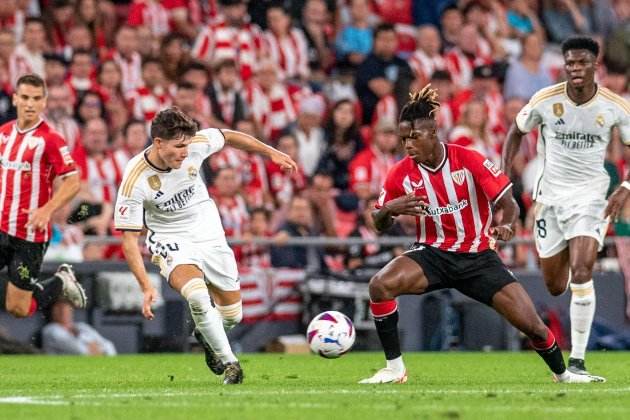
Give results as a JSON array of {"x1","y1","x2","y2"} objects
[
  {"x1": 358, "y1": 367, "x2": 408, "y2": 384},
  {"x1": 56, "y1": 264, "x2": 87, "y2": 309},
  {"x1": 553, "y1": 370, "x2": 606, "y2": 383}
]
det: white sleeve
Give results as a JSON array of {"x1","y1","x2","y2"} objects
[
  {"x1": 515, "y1": 101, "x2": 543, "y2": 134},
  {"x1": 190, "y1": 128, "x2": 226, "y2": 158},
  {"x1": 114, "y1": 168, "x2": 145, "y2": 231},
  {"x1": 616, "y1": 104, "x2": 630, "y2": 146}
]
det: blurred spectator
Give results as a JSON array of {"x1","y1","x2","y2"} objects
[
  {"x1": 542, "y1": 0, "x2": 593, "y2": 44},
  {"x1": 14, "y1": 17, "x2": 46, "y2": 78},
  {"x1": 345, "y1": 196, "x2": 405, "y2": 271},
  {"x1": 159, "y1": 33, "x2": 190, "y2": 83},
  {"x1": 409, "y1": 24, "x2": 446, "y2": 87},
  {"x1": 67, "y1": 50, "x2": 97, "y2": 101},
  {"x1": 265, "y1": 3, "x2": 310, "y2": 82},
  {"x1": 113, "y1": 118, "x2": 149, "y2": 170},
  {"x1": 372, "y1": 0, "x2": 412, "y2": 25},
  {"x1": 355, "y1": 23, "x2": 413, "y2": 125},
  {"x1": 97, "y1": 59, "x2": 129, "y2": 135},
  {"x1": 291, "y1": 94, "x2": 326, "y2": 176},
  {"x1": 174, "y1": 81, "x2": 213, "y2": 128},
  {"x1": 46, "y1": 83, "x2": 82, "y2": 153},
  {"x1": 247, "y1": 59, "x2": 307, "y2": 142},
  {"x1": 504, "y1": 33, "x2": 554, "y2": 100},
  {"x1": 127, "y1": 58, "x2": 171, "y2": 124},
  {"x1": 240, "y1": 207, "x2": 273, "y2": 268},
  {"x1": 42, "y1": 300, "x2": 117, "y2": 356},
  {"x1": 43, "y1": 53, "x2": 67, "y2": 86},
  {"x1": 299, "y1": 0, "x2": 334, "y2": 80},
  {"x1": 271, "y1": 195, "x2": 320, "y2": 269},
  {"x1": 506, "y1": 0, "x2": 545, "y2": 40},
  {"x1": 136, "y1": 25, "x2": 160, "y2": 60},
  {"x1": 449, "y1": 99, "x2": 501, "y2": 164},
  {"x1": 75, "y1": 90, "x2": 106, "y2": 125},
  {"x1": 127, "y1": 0, "x2": 171, "y2": 38},
  {"x1": 445, "y1": 23, "x2": 493, "y2": 89},
  {"x1": 44, "y1": 0, "x2": 74, "y2": 52},
  {"x1": 428, "y1": 70, "x2": 456, "y2": 141},
  {"x1": 0, "y1": 63, "x2": 16, "y2": 123},
  {"x1": 605, "y1": 1, "x2": 630, "y2": 77},
  {"x1": 266, "y1": 133, "x2": 308, "y2": 207},
  {"x1": 451, "y1": 64, "x2": 504, "y2": 133},
  {"x1": 45, "y1": 203, "x2": 85, "y2": 263},
  {"x1": 0, "y1": 1, "x2": 24, "y2": 44},
  {"x1": 192, "y1": 0, "x2": 264, "y2": 82},
  {"x1": 461, "y1": 0, "x2": 508, "y2": 60},
  {"x1": 64, "y1": 24, "x2": 94, "y2": 63},
  {"x1": 75, "y1": 0, "x2": 115, "y2": 59},
  {"x1": 335, "y1": 0, "x2": 373, "y2": 69},
  {"x1": 111, "y1": 25, "x2": 143, "y2": 92},
  {"x1": 349, "y1": 119, "x2": 398, "y2": 201},
  {"x1": 207, "y1": 59, "x2": 246, "y2": 128},
  {"x1": 440, "y1": 5, "x2": 464, "y2": 50}
]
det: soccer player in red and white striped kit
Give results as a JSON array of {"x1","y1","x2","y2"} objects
[
  {"x1": 0, "y1": 74, "x2": 86, "y2": 318},
  {"x1": 359, "y1": 85, "x2": 604, "y2": 384}
]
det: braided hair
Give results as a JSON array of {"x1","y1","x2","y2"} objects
[{"x1": 399, "y1": 84, "x2": 440, "y2": 123}]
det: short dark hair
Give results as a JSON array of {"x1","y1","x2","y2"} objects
[
  {"x1": 150, "y1": 107, "x2": 198, "y2": 140},
  {"x1": 142, "y1": 57, "x2": 162, "y2": 69},
  {"x1": 373, "y1": 23, "x2": 396, "y2": 40},
  {"x1": 123, "y1": 118, "x2": 146, "y2": 136},
  {"x1": 176, "y1": 81, "x2": 196, "y2": 91},
  {"x1": 250, "y1": 207, "x2": 271, "y2": 220},
  {"x1": 399, "y1": 85, "x2": 440, "y2": 122},
  {"x1": 24, "y1": 17, "x2": 45, "y2": 28},
  {"x1": 213, "y1": 58, "x2": 237, "y2": 74},
  {"x1": 183, "y1": 61, "x2": 209, "y2": 75},
  {"x1": 16, "y1": 74, "x2": 47, "y2": 95},
  {"x1": 561, "y1": 36, "x2": 599, "y2": 57}
]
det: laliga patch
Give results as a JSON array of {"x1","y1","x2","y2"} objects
[
  {"x1": 60, "y1": 145, "x2": 74, "y2": 165},
  {"x1": 483, "y1": 159, "x2": 501, "y2": 178}
]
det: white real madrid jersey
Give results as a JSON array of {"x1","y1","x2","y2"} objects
[
  {"x1": 114, "y1": 128, "x2": 227, "y2": 243},
  {"x1": 516, "y1": 82, "x2": 630, "y2": 205}
]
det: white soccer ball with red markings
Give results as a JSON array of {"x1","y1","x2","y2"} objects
[{"x1": 306, "y1": 311, "x2": 355, "y2": 358}]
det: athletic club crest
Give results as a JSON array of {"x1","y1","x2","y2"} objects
[
  {"x1": 553, "y1": 103, "x2": 564, "y2": 117},
  {"x1": 147, "y1": 175, "x2": 161, "y2": 191},
  {"x1": 187, "y1": 165, "x2": 198, "y2": 179},
  {"x1": 451, "y1": 170, "x2": 465, "y2": 186}
]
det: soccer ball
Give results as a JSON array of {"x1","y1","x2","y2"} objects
[{"x1": 306, "y1": 311, "x2": 355, "y2": 358}]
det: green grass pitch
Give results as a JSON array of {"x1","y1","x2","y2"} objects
[{"x1": 1, "y1": 352, "x2": 629, "y2": 419}]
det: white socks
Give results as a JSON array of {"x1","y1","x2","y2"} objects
[
  {"x1": 386, "y1": 356, "x2": 405, "y2": 374},
  {"x1": 569, "y1": 280, "x2": 596, "y2": 360},
  {"x1": 181, "y1": 278, "x2": 237, "y2": 364}
]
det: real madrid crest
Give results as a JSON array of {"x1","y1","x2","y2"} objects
[
  {"x1": 552, "y1": 103, "x2": 564, "y2": 117},
  {"x1": 187, "y1": 166, "x2": 198, "y2": 179},
  {"x1": 148, "y1": 175, "x2": 161, "y2": 191},
  {"x1": 596, "y1": 114, "x2": 604, "y2": 127}
]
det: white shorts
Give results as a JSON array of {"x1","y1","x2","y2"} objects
[
  {"x1": 146, "y1": 233, "x2": 239, "y2": 291},
  {"x1": 533, "y1": 200, "x2": 608, "y2": 258}
]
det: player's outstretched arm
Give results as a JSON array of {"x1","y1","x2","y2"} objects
[
  {"x1": 121, "y1": 230, "x2": 157, "y2": 320},
  {"x1": 24, "y1": 173, "x2": 80, "y2": 231},
  {"x1": 222, "y1": 129, "x2": 298, "y2": 171},
  {"x1": 490, "y1": 187, "x2": 519, "y2": 241},
  {"x1": 501, "y1": 124, "x2": 525, "y2": 179}
]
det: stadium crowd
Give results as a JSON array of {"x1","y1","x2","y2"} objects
[{"x1": 0, "y1": 0, "x2": 628, "y2": 272}]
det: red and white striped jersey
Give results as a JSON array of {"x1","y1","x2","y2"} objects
[
  {"x1": 376, "y1": 143, "x2": 511, "y2": 253},
  {"x1": 245, "y1": 82, "x2": 306, "y2": 141},
  {"x1": 265, "y1": 159, "x2": 307, "y2": 205},
  {"x1": 111, "y1": 51, "x2": 143, "y2": 93},
  {"x1": 46, "y1": 116, "x2": 82, "y2": 153},
  {"x1": 7, "y1": 52, "x2": 32, "y2": 88},
  {"x1": 264, "y1": 28, "x2": 310, "y2": 81},
  {"x1": 75, "y1": 152, "x2": 124, "y2": 204},
  {"x1": 127, "y1": 86, "x2": 172, "y2": 123},
  {"x1": 192, "y1": 19, "x2": 264, "y2": 81},
  {"x1": 372, "y1": 95, "x2": 398, "y2": 127},
  {"x1": 0, "y1": 9, "x2": 24, "y2": 42},
  {"x1": 409, "y1": 50, "x2": 446, "y2": 85},
  {"x1": 209, "y1": 147, "x2": 268, "y2": 207},
  {"x1": 0, "y1": 119, "x2": 77, "y2": 242},
  {"x1": 445, "y1": 46, "x2": 491, "y2": 88},
  {"x1": 127, "y1": 0, "x2": 171, "y2": 37},
  {"x1": 349, "y1": 146, "x2": 397, "y2": 197}
]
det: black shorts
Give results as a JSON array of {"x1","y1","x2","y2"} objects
[
  {"x1": 403, "y1": 243, "x2": 517, "y2": 306},
  {"x1": 0, "y1": 231, "x2": 49, "y2": 291}
]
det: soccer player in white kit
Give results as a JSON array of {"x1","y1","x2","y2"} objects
[
  {"x1": 114, "y1": 107, "x2": 297, "y2": 384},
  {"x1": 503, "y1": 36, "x2": 630, "y2": 378}
]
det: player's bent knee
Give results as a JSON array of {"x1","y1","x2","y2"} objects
[
  {"x1": 368, "y1": 273, "x2": 399, "y2": 301},
  {"x1": 217, "y1": 301, "x2": 242, "y2": 330},
  {"x1": 570, "y1": 265, "x2": 592, "y2": 283},
  {"x1": 180, "y1": 278, "x2": 212, "y2": 315}
]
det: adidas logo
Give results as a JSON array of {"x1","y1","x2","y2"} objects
[
  {"x1": 555, "y1": 118, "x2": 565, "y2": 126},
  {"x1": 154, "y1": 190, "x2": 164, "y2": 199}
]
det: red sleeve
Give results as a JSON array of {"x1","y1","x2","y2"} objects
[
  {"x1": 162, "y1": 0, "x2": 186, "y2": 9},
  {"x1": 464, "y1": 148, "x2": 512, "y2": 204},
  {"x1": 127, "y1": 4, "x2": 145, "y2": 26},
  {"x1": 45, "y1": 132, "x2": 77, "y2": 178},
  {"x1": 375, "y1": 165, "x2": 404, "y2": 209}
]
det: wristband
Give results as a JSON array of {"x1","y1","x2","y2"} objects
[{"x1": 622, "y1": 181, "x2": 630, "y2": 191}]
